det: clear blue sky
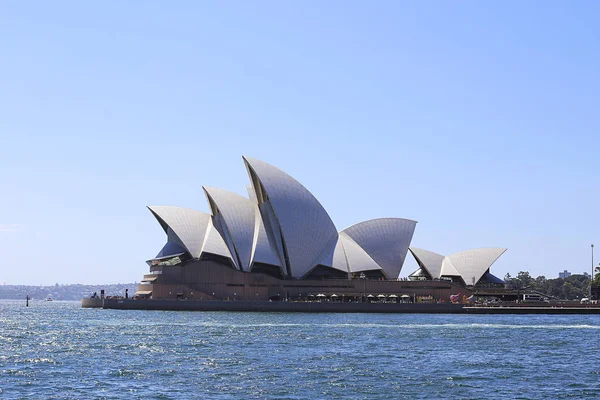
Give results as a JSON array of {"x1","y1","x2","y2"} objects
[{"x1": 1, "y1": 1, "x2": 599, "y2": 285}]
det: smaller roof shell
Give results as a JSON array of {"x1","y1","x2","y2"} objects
[
  {"x1": 148, "y1": 206, "x2": 211, "y2": 259},
  {"x1": 339, "y1": 233, "x2": 382, "y2": 273},
  {"x1": 342, "y1": 218, "x2": 417, "y2": 279},
  {"x1": 409, "y1": 247, "x2": 507, "y2": 285},
  {"x1": 447, "y1": 248, "x2": 507, "y2": 285},
  {"x1": 409, "y1": 248, "x2": 444, "y2": 279}
]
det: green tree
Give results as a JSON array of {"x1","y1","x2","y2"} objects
[
  {"x1": 534, "y1": 275, "x2": 547, "y2": 293},
  {"x1": 562, "y1": 282, "x2": 574, "y2": 299},
  {"x1": 500, "y1": 270, "x2": 594, "y2": 300},
  {"x1": 516, "y1": 271, "x2": 534, "y2": 287},
  {"x1": 503, "y1": 273, "x2": 518, "y2": 289}
]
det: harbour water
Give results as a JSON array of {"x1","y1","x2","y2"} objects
[{"x1": 1, "y1": 300, "x2": 599, "y2": 399}]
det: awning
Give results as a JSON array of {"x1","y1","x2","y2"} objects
[
  {"x1": 141, "y1": 276, "x2": 158, "y2": 282},
  {"x1": 134, "y1": 290, "x2": 152, "y2": 295}
]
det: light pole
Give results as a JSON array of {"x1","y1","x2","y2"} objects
[{"x1": 591, "y1": 244, "x2": 594, "y2": 299}]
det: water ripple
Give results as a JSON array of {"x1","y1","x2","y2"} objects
[{"x1": 1, "y1": 300, "x2": 599, "y2": 399}]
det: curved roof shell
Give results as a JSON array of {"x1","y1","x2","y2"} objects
[
  {"x1": 342, "y1": 218, "x2": 417, "y2": 279},
  {"x1": 250, "y1": 207, "x2": 284, "y2": 270},
  {"x1": 316, "y1": 236, "x2": 350, "y2": 275},
  {"x1": 246, "y1": 185, "x2": 257, "y2": 202},
  {"x1": 409, "y1": 247, "x2": 507, "y2": 284},
  {"x1": 441, "y1": 258, "x2": 461, "y2": 277},
  {"x1": 243, "y1": 156, "x2": 339, "y2": 279},
  {"x1": 331, "y1": 237, "x2": 351, "y2": 274},
  {"x1": 155, "y1": 229, "x2": 187, "y2": 258},
  {"x1": 409, "y1": 248, "x2": 444, "y2": 279},
  {"x1": 202, "y1": 218, "x2": 235, "y2": 261},
  {"x1": 339, "y1": 233, "x2": 383, "y2": 273},
  {"x1": 148, "y1": 205, "x2": 233, "y2": 262},
  {"x1": 447, "y1": 248, "x2": 507, "y2": 285},
  {"x1": 203, "y1": 186, "x2": 257, "y2": 271},
  {"x1": 148, "y1": 206, "x2": 211, "y2": 259}
]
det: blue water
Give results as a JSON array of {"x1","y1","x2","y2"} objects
[{"x1": 1, "y1": 300, "x2": 600, "y2": 399}]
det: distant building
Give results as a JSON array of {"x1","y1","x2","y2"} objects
[
  {"x1": 583, "y1": 272, "x2": 590, "y2": 278},
  {"x1": 559, "y1": 270, "x2": 572, "y2": 279}
]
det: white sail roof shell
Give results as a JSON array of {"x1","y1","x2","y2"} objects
[
  {"x1": 155, "y1": 228, "x2": 187, "y2": 258},
  {"x1": 316, "y1": 236, "x2": 350, "y2": 275},
  {"x1": 342, "y1": 218, "x2": 417, "y2": 279},
  {"x1": 148, "y1": 205, "x2": 233, "y2": 262},
  {"x1": 148, "y1": 206, "x2": 210, "y2": 259},
  {"x1": 243, "y1": 156, "x2": 338, "y2": 279},
  {"x1": 246, "y1": 185, "x2": 257, "y2": 202},
  {"x1": 447, "y1": 248, "x2": 507, "y2": 285},
  {"x1": 203, "y1": 186, "x2": 256, "y2": 271},
  {"x1": 246, "y1": 184, "x2": 284, "y2": 270},
  {"x1": 441, "y1": 258, "x2": 461, "y2": 277},
  {"x1": 331, "y1": 237, "x2": 351, "y2": 273},
  {"x1": 409, "y1": 247, "x2": 506, "y2": 284},
  {"x1": 339, "y1": 233, "x2": 382, "y2": 273},
  {"x1": 202, "y1": 218, "x2": 234, "y2": 260},
  {"x1": 251, "y1": 206, "x2": 284, "y2": 269},
  {"x1": 409, "y1": 248, "x2": 445, "y2": 279}
]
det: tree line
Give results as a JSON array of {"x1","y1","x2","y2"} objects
[{"x1": 504, "y1": 270, "x2": 600, "y2": 300}]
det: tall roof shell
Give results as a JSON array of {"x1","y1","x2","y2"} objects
[
  {"x1": 246, "y1": 184, "x2": 284, "y2": 270},
  {"x1": 148, "y1": 206, "x2": 211, "y2": 259},
  {"x1": 342, "y1": 218, "x2": 417, "y2": 279},
  {"x1": 447, "y1": 248, "x2": 507, "y2": 285},
  {"x1": 250, "y1": 206, "x2": 284, "y2": 269},
  {"x1": 203, "y1": 186, "x2": 256, "y2": 271},
  {"x1": 246, "y1": 185, "x2": 257, "y2": 202},
  {"x1": 243, "y1": 156, "x2": 338, "y2": 279}
]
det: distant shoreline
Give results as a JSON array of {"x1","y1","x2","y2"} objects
[{"x1": 0, "y1": 283, "x2": 135, "y2": 301}]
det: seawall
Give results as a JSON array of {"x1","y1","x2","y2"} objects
[
  {"x1": 85, "y1": 299, "x2": 465, "y2": 313},
  {"x1": 82, "y1": 298, "x2": 600, "y2": 314},
  {"x1": 464, "y1": 306, "x2": 600, "y2": 314}
]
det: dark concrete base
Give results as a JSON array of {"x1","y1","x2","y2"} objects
[
  {"x1": 81, "y1": 298, "x2": 103, "y2": 308},
  {"x1": 84, "y1": 298, "x2": 466, "y2": 313},
  {"x1": 464, "y1": 306, "x2": 600, "y2": 314},
  {"x1": 82, "y1": 299, "x2": 600, "y2": 314}
]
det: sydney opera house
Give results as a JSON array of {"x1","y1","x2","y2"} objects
[{"x1": 134, "y1": 156, "x2": 506, "y2": 302}]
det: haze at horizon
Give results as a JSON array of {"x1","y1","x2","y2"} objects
[{"x1": 1, "y1": 1, "x2": 599, "y2": 285}]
